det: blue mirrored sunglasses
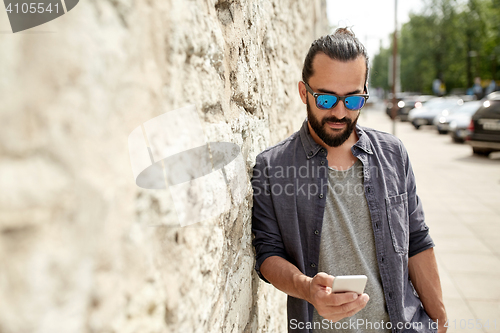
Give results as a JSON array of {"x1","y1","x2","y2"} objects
[{"x1": 303, "y1": 81, "x2": 369, "y2": 111}]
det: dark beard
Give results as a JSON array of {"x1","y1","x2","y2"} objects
[{"x1": 306, "y1": 98, "x2": 359, "y2": 147}]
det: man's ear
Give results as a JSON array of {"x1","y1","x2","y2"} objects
[{"x1": 298, "y1": 81, "x2": 307, "y2": 104}]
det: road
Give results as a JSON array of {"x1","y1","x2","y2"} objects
[{"x1": 360, "y1": 105, "x2": 500, "y2": 333}]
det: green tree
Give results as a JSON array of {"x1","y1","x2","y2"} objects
[
  {"x1": 370, "y1": 44, "x2": 391, "y2": 92},
  {"x1": 372, "y1": 0, "x2": 500, "y2": 94},
  {"x1": 462, "y1": 0, "x2": 490, "y2": 86},
  {"x1": 399, "y1": 13, "x2": 439, "y2": 93}
]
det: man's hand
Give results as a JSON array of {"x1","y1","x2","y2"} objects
[
  {"x1": 307, "y1": 272, "x2": 369, "y2": 322},
  {"x1": 259, "y1": 257, "x2": 368, "y2": 322},
  {"x1": 408, "y1": 249, "x2": 447, "y2": 333}
]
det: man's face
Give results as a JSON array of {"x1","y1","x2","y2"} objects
[
  {"x1": 306, "y1": 97, "x2": 359, "y2": 147},
  {"x1": 299, "y1": 53, "x2": 366, "y2": 148}
]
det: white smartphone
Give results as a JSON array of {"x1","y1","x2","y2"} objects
[{"x1": 331, "y1": 275, "x2": 367, "y2": 295}]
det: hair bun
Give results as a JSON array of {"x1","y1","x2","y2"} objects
[{"x1": 334, "y1": 27, "x2": 355, "y2": 37}]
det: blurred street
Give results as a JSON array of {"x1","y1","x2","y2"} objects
[{"x1": 360, "y1": 104, "x2": 500, "y2": 333}]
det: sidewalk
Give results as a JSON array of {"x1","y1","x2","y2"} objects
[{"x1": 359, "y1": 105, "x2": 500, "y2": 333}]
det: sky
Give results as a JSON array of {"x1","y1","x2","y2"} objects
[{"x1": 326, "y1": 0, "x2": 425, "y2": 62}]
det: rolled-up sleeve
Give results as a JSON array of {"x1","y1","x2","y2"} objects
[
  {"x1": 402, "y1": 144, "x2": 435, "y2": 257},
  {"x1": 251, "y1": 154, "x2": 289, "y2": 283}
]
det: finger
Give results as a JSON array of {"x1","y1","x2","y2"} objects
[
  {"x1": 313, "y1": 272, "x2": 334, "y2": 289},
  {"x1": 320, "y1": 294, "x2": 370, "y2": 321},
  {"x1": 323, "y1": 291, "x2": 360, "y2": 307},
  {"x1": 341, "y1": 294, "x2": 369, "y2": 316},
  {"x1": 325, "y1": 293, "x2": 369, "y2": 315},
  {"x1": 337, "y1": 293, "x2": 368, "y2": 314}
]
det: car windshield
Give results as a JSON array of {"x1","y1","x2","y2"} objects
[
  {"x1": 427, "y1": 99, "x2": 461, "y2": 110},
  {"x1": 476, "y1": 100, "x2": 500, "y2": 115},
  {"x1": 422, "y1": 98, "x2": 445, "y2": 108},
  {"x1": 452, "y1": 101, "x2": 481, "y2": 115}
]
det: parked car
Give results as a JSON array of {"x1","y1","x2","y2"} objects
[
  {"x1": 447, "y1": 101, "x2": 483, "y2": 142},
  {"x1": 433, "y1": 100, "x2": 482, "y2": 135},
  {"x1": 466, "y1": 92, "x2": 500, "y2": 155},
  {"x1": 385, "y1": 94, "x2": 433, "y2": 121},
  {"x1": 408, "y1": 97, "x2": 463, "y2": 129},
  {"x1": 397, "y1": 95, "x2": 434, "y2": 121},
  {"x1": 385, "y1": 92, "x2": 412, "y2": 118}
]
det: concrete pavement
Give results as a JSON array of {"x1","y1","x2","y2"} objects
[{"x1": 359, "y1": 105, "x2": 500, "y2": 333}]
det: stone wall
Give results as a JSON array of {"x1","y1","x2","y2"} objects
[{"x1": 0, "y1": 1, "x2": 328, "y2": 332}]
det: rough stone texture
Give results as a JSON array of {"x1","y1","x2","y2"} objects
[{"x1": 0, "y1": 1, "x2": 327, "y2": 332}]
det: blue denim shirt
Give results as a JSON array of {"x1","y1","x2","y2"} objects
[{"x1": 251, "y1": 119, "x2": 436, "y2": 333}]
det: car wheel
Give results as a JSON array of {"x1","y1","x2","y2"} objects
[
  {"x1": 452, "y1": 136, "x2": 464, "y2": 143},
  {"x1": 438, "y1": 130, "x2": 448, "y2": 135},
  {"x1": 472, "y1": 147, "x2": 491, "y2": 156},
  {"x1": 412, "y1": 122, "x2": 421, "y2": 130}
]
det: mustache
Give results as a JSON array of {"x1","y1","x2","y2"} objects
[{"x1": 322, "y1": 116, "x2": 351, "y2": 125}]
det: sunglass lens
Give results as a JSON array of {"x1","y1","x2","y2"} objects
[
  {"x1": 345, "y1": 96, "x2": 365, "y2": 110},
  {"x1": 316, "y1": 95, "x2": 337, "y2": 109}
]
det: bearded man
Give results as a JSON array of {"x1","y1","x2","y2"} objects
[{"x1": 251, "y1": 28, "x2": 447, "y2": 333}]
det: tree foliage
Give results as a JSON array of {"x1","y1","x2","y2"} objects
[
  {"x1": 370, "y1": 43, "x2": 391, "y2": 91},
  {"x1": 370, "y1": 0, "x2": 500, "y2": 94}
]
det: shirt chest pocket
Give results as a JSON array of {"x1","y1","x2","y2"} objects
[{"x1": 385, "y1": 193, "x2": 409, "y2": 254}]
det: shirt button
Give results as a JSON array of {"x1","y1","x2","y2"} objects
[
  {"x1": 308, "y1": 151, "x2": 313, "y2": 157},
  {"x1": 321, "y1": 161, "x2": 325, "y2": 165},
  {"x1": 310, "y1": 263, "x2": 316, "y2": 268},
  {"x1": 367, "y1": 187, "x2": 371, "y2": 193},
  {"x1": 314, "y1": 230, "x2": 319, "y2": 235},
  {"x1": 319, "y1": 194, "x2": 323, "y2": 199},
  {"x1": 320, "y1": 149, "x2": 325, "y2": 153}
]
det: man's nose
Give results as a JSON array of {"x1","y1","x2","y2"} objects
[{"x1": 328, "y1": 100, "x2": 349, "y2": 119}]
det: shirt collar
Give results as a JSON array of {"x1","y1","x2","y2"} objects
[
  {"x1": 299, "y1": 118, "x2": 324, "y2": 159},
  {"x1": 353, "y1": 125, "x2": 374, "y2": 155},
  {"x1": 299, "y1": 118, "x2": 373, "y2": 159}
]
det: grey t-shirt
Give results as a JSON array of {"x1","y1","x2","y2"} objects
[{"x1": 312, "y1": 160, "x2": 391, "y2": 333}]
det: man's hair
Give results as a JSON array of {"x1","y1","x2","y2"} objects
[{"x1": 302, "y1": 27, "x2": 369, "y2": 86}]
